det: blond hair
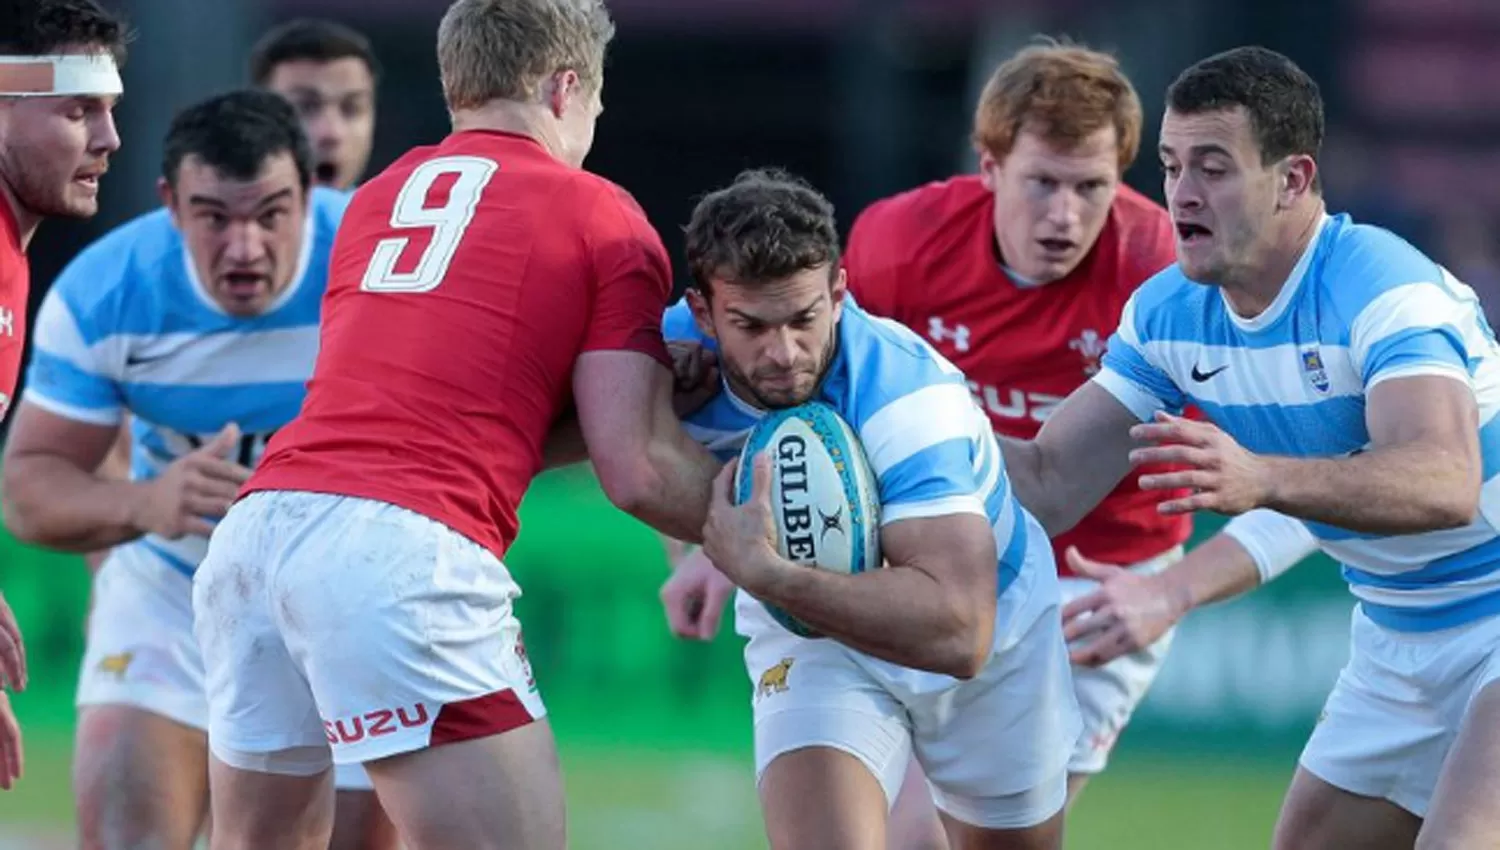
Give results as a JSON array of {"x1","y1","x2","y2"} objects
[
  {"x1": 437, "y1": 0, "x2": 615, "y2": 111},
  {"x1": 973, "y1": 38, "x2": 1143, "y2": 174}
]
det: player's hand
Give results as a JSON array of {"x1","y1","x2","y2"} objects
[
  {"x1": 0, "y1": 594, "x2": 24, "y2": 693},
  {"x1": 1130, "y1": 411, "x2": 1271, "y2": 516},
  {"x1": 660, "y1": 547, "x2": 736, "y2": 640},
  {"x1": 1060, "y1": 548, "x2": 1188, "y2": 667},
  {"x1": 702, "y1": 454, "x2": 783, "y2": 598},
  {"x1": 0, "y1": 690, "x2": 21, "y2": 790},
  {"x1": 668, "y1": 340, "x2": 720, "y2": 417},
  {"x1": 132, "y1": 423, "x2": 252, "y2": 539}
]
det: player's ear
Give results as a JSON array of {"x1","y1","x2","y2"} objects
[
  {"x1": 976, "y1": 148, "x2": 1000, "y2": 192},
  {"x1": 686, "y1": 287, "x2": 716, "y2": 340},
  {"x1": 543, "y1": 69, "x2": 580, "y2": 119},
  {"x1": 1278, "y1": 154, "x2": 1317, "y2": 208},
  {"x1": 156, "y1": 177, "x2": 180, "y2": 224},
  {"x1": 830, "y1": 267, "x2": 848, "y2": 318}
]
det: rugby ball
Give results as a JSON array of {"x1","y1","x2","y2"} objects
[{"x1": 735, "y1": 401, "x2": 882, "y2": 637}]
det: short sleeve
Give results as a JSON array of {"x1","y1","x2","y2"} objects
[
  {"x1": 1094, "y1": 292, "x2": 1187, "y2": 421},
  {"x1": 857, "y1": 380, "x2": 991, "y2": 525},
  {"x1": 1350, "y1": 277, "x2": 1474, "y2": 391},
  {"x1": 584, "y1": 186, "x2": 674, "y2": 367}
]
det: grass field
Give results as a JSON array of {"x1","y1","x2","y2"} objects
[{"x1": 0, "y1": 725, "x2": 1294, "y2": 849}]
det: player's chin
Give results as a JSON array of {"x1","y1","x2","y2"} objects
[{"x1": 50, "y1": 189, "x2": 100, "y2": 220}]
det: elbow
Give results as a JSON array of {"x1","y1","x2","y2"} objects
[
  {"x1": 2, "y1": 491, "x2": 46, "y2": 547},
  {"x1": 1429, "y1": 490, "x2": 1479, "y2": 531},
  {"x1": 936, "y1": 599, "x2": 995, "y2": 680},
  {"x1": 1427, "y1": 457, "x2": 1482, "y2": 531},
  {"x1": 594, "y1": 457, "x2": 660, "y2": 519}
]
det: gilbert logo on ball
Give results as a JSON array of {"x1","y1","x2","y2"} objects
[{"x1": 736, "y1": 401, "x2": 881, "y2": 637}]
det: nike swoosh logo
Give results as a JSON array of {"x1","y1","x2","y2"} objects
[
  {"x1": 124, "y1": 350, "x2": 175, "y2": 368},
  {"x1": 1190, "y1": 364, "x2": 1229, "y2": 382}
]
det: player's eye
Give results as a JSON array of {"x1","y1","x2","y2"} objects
[
  {"x1": 258, "y1": 209, "x2": 286, "y2": 229},
  {"x1": 1160, "y1": 163, "x2": 1181, "y2": 178}
]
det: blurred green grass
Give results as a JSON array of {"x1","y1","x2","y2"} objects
[{"x1": 0, "y1": 726, "x2": 1290, "y2": 849}]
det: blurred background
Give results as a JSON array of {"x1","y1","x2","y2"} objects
[{"x1": 2, "y1": 0, "x2": 1498, "y2": 846}]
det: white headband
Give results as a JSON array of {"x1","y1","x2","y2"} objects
[{"x1": 0, "y1": 53, "x2": 122, "y2": 97}]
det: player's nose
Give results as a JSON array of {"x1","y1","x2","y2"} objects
[
  {"x1": 762, "y1": 328, "x2": 798, "y2": 369},
  {"x1": 224, "y1": 221, "x2": 267, "y2": 263},
  {"x1": 91, "y1": 112, "x2": 122, "y2": 155}
]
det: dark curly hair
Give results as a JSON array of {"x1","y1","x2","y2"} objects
[
  {"x1": 0, "y1": 0, "x2": 131, "y2": 64},
  {"x1": 684, "y1": 168, "x2": 840, "y2": 298}
]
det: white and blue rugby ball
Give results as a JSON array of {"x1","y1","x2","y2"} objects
[{"x1": 735, "y1": 401, "x2": 882, "y2": 637}]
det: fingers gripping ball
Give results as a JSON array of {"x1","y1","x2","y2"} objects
[{"x1": 735, "y1": 402, "x2": 882, "y2": 637}]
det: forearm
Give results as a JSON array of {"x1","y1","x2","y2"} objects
[
  {"x1": 1260, "y1": 443, "x2": 1476, "y2": 534},
  {"x1": 998, "y1": 435, "x2": 1125, "y2": 536},
  {"x1": 756, "y1": 559, "x2": 994, "y2": 678},
  {"x1": 622, "y1": 427, "x2": 720, "y2": 544},
  {"x1": 2, "y1": 456, "x2": 146, "y2": 552},
  {"x1": 1157, "y1": 533, "x2": 1263, "y2": 614}
]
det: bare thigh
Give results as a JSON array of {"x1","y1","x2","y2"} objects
[
  {"x1": 206, "y1": 754, "x2": 335, "y2": 850},
  {"x1": 760, "y1": 746, "x2": 889, "y2": 850},
  {"x1": 74, "y1": 705, "x2": 209, "y2": 850},
  {"x1": 1416, "y1": 680, "x2": 1500, "y2": 850},
  {"x1": 363, "y1": 718, "x2": 565, "y2": 850},
  {"x1": 1272, "y1": 767, "x2": 1420, "y2": 850},
  {"x1": 888, "y1": 757, "x2": 947, "y2": 850},
  {"x1": 330, "y1": 789, "x2": 401, "y2": 850}
]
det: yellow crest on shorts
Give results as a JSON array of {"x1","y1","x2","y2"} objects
[
  {"x1": 756, "y1": 657, "x2": 794, "y2": 699},
  {"x1": 96, "y1": 652, "x2": 133, "y2": 678}
]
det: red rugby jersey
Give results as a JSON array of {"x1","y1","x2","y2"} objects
[
  {"x1": 248, "y1": 130, "x2": 674, "y2": 558},
  {"x1": 846, "y1": 175, "x2": 1191, "y2": 573}
]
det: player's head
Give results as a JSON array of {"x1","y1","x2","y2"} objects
[
  {"x1": 158, "y1": 89, "x2": 313, "y2": 318},
  {"x1": 0, "y1": 0, "x2": 127, "y2": 228},
  {"x1": 972, "y1": 38, "x2": 1142, "y2": 284},
  {"x1": 249, "y1": 18, "x2": 378, "y2": 191},
  {"x1": 685, "y1": 168, "x2": 847, "y2": 410},
  {"x1": 1161, "y1": 46, "x2": 1323, "y2": 285},
  {"x1": 436, "y1": 0, "x2": 613, "y2": 168}
]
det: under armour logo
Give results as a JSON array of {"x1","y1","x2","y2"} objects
[
  {"x1": 928, "y1": 317, "x2": 970, "y2": 352},
  {"x1": 0, "y1": 308, "x2": 13, "y2": 337}
]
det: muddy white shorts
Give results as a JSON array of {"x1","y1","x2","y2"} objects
[
  {"x1": 80, "y1": 544, "x2": 373, "y2": 790},
  {"x1": 193, "y1": 490, "x2": 545, "y2": 777}
]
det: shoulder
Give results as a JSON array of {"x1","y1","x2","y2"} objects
[
  {"x1": 661, "y1": 298, "x2": 711, "y2": 347},
  {"x1": 849, "y1": 176, "x2": 988, "y2": 261},
  {"x1": 836, "y1": 302, "x2": 968, "y2": 418},
  {"x1": 48, "y1": 208, "x2": 181, "y2": 335},
  {"x1": 1317, "y1": 213, "x2": 1447, "y2": 317},
  {"x1": 1117, "y1": 262, "x2": 1204, "y2": 341}
]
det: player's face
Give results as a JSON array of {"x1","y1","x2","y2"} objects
[
  {"x1": 0, "y1": 92, "x2": 120, "y2": 224},
  {"x1": 1159, "y1": 106, "x2": 1281, "y2": 284},
  {"x1": 689, "y1": 265, "x2": 846, "y2": 410},
  {"x1": 979, "y1": 126, "x2": 1120, "y2": 284},
  {"x1": 162, "y1": 152, "x2": 308, "y2": 317},
  {"x1": 266, "y1": 58, "x2": 375, "y2": 190}
]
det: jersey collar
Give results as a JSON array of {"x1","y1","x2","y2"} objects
[{"x1": 1222, "y1": 212, "x2": 1329, "y2": 333}]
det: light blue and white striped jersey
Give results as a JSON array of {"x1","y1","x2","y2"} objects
[
  {"x1": 1098, "y1": 212, "x2": 1500, "y2": 632},
  {"x1": 664, "y1": 296, "x2": 1042, "y2": 596},
  {"x1": 23, "y1": 188, "x2": 350, "y2": 577}
]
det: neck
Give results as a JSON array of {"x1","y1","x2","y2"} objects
[
  {"x1": 0, "y1": 181, "x2": 40, "y2": 248},
  {"x1": 1219, "y1": 199, "x2": 1325, "y2": 318},
  {"x1": 450, "y1": 101, "x2": 567, "y2": 164}
]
